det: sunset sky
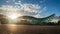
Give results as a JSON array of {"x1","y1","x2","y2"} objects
[{"x1": 0, "y1": 0, "x2": 60, "y2": 18}]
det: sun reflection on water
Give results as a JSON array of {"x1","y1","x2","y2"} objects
[{"x1": 6, "y1": 24, "x2": 17, "y2": 32}]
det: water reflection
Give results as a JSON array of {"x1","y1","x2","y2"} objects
[
  {"x1": 0, "y1": 24, "x2": 60, "y2": 34},
  {"x1": 6, "y1": 24, "x2": 18, "y2": 32}
]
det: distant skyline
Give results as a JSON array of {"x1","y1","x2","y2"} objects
[{"x1": 0, "y1": 0, "x2": 60, "y2": 18}]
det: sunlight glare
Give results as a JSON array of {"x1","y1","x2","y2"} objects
[{"x1": 8, "y1": 13, "x2": 22, "y2": 19}]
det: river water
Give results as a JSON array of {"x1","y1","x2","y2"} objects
[{"x1": 0, "y1": 24, "x2": 60, "y2": 34}]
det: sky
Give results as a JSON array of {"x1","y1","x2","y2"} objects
[{"x1": 0, "y1": 0, "x2": 60, "y2": 18}]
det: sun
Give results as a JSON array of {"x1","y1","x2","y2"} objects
[
  {"x1": 9, "y1": 14, "x2": 17, "y2": 19},
  {"x1": 8, "y1": 13, "x2": 22, "y2": 19}
]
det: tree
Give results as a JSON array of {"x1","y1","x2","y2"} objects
[
  {"x1": 58, "y1": 20, "x2": 60, "y2": 25},
  {"x1": 0, "y1": 14, "x2": 9, "y2": 24}
]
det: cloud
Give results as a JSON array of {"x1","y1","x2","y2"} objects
[
  {"x1": 0, "y1": 0, "x2": 47, "y2": 18},
  {"x1": 40, "y1": 7, "x2": 47, "y2": 13},
  {"x1": 34, "y1": 14, "x2": 43, "y2": 18},
  {"x1": 6, "y1": 0, "x2": 15, "y2": 3},
  {"x1": 51, "y1": 19, "x2": 59, "y2": 23},
  {"x1": 40, "y1": 0, "x2": 46, "y2": 3}
]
